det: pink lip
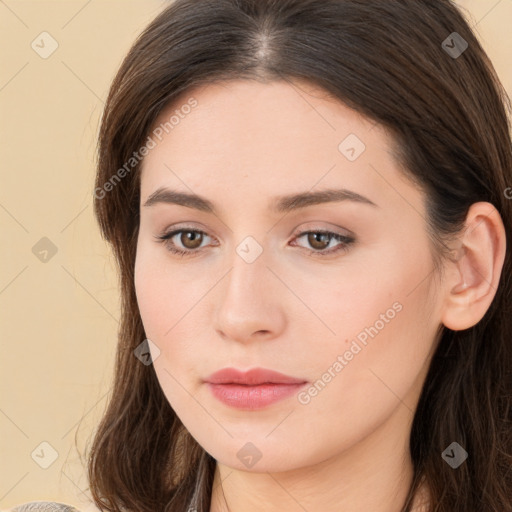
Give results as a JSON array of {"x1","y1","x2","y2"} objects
[{"x1": 204, "y1": 367, "x2": 308, "y2": 410}]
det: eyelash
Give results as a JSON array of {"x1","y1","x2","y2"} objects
[{"x1": 154, "y1": 226, "x2": 355, "y2": 258}]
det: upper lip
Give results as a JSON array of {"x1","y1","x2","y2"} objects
[{"x1": 205, "y1": 367, "x2": 307, "y2": 385}]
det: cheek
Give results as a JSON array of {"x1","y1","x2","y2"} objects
[
  {"x1": 297, "y1": 248, "x2": 438, "y2": 414},
  {"x1": 297, "y1": 238, "x2": 430, "y2": 356},
  {"x1": 134, "y1": 262, "x2": 166, "y2": 339},
  {"x1": 134, "y1": 244, "x2": 194, "y2": 338},
  {"x1": 287, "y1": 265, "x2": 437, "y2": 462},
  {"x1": 134, "y1": 250, "x2": 200, "y2": 410},
  {"x1": 134, "y1": 245, "x2": 212, "y2": 383}
]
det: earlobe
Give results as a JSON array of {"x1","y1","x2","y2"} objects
[{"x1": 441, "y1": 202, "x2": 506, "y2": 331}]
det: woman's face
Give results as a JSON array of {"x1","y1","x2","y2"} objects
[{"x1": 134, "y1": 79, "x2": 443, "y2": 472}]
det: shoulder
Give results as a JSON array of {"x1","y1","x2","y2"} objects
[{"x1": 2, "y1": 502, "x2": 93, "y2": 512}]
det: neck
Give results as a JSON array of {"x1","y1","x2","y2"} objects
[{"x1": 209, "y1": 398, "x2": 429, "y2": 512}]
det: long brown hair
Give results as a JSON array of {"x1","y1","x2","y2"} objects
[{"x1": 87, "y1": 1, "x2": 512, "y2": 510}]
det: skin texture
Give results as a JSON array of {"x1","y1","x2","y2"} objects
[{"x1": 134, "y1": 79, "x2": 506, "y2": 512}]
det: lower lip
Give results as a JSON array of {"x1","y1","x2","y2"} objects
[{"x1": 206, "y1": 382, "x2": 307, "y2": 410}]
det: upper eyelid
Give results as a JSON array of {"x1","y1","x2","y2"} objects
[
  {"x1": 160, "y1": 219, "x2": 354, "y2": 236},
  {"x1": 159, "y1": 225, "x2": 352, "y2": 240}
]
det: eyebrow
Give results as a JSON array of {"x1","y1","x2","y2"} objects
[{"x1": 142, "y1": 186, "x2": 378, "y2": 213}]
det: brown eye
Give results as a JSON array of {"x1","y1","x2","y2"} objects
[
  {"x1": 155, "y1": 228, "x2": 212, "y2": 256},
  {"x1": 307, "y1": 232, "x2": 331, "y2": 250},
  {"x1": 291, "y1": 229, "x2": 355, "y2": 257}
]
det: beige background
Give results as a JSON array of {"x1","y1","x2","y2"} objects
[{"x1": 0, "y1": 1, "x2": 511, "y2": 510}]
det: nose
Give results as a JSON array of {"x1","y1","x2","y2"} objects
[{"x1": 213, "y1": 246, "x2": 287, "y2": 345}]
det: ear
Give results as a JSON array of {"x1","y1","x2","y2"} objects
[{"x1": 441, "y1": 202, "x2": 507, "y2": 331}]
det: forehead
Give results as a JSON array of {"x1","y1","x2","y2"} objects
[
  {"x1": 146, "y1": 78, "x2": 377, "y2": 155},
  {"x1": 138, "y1": 79, "x2": 419, "y2": 218}
]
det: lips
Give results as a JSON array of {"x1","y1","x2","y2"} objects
[
  {"x1": 204, "y1": 367, "x2": 308, "y2": 410},
  {"x1": 204, "y1": 367, "x2": 307, "y2": 386}
]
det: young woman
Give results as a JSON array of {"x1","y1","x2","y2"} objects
[{"x1": 86, "y1": 1, "x2": 512, "y2": 511}]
